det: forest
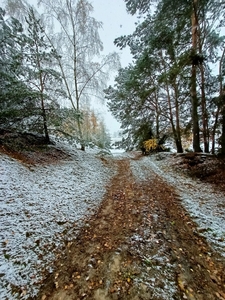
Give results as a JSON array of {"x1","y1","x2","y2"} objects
[
  {"x1": 0, "y1": 0, "x2": 120, "y2": 151},
  {"x1": 1, "y1": 0, "x2": 225, "y2": 155},
  {"x1": 1, "y1": 2, "x2": 225, "y2": 299},
  {"x1": 105, "y1": 0, "x2": 225, "y2": 154}
]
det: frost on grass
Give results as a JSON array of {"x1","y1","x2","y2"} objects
[
  {"x1": 0, "y1": 149, "x2": 115, "y2": 299},
  {"x1": 131, "y1": 154, "x2": 225, "y2": 258}
]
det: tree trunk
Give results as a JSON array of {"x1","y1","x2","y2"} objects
[
  {"x1": 174, "y1": 80, "x2": 183, "y2": 153},
  {"x1": 221, "y1": 113, "x2": 225, "y2": 154},
  {"x1": 160, "y1": 50, "x2": 183, "y2": 153},
  {"x1": 191, "y1": 64, "x2": 201, "y2": 152},
  {"x1": 78, "y1": 116, "x2": 85, "y2": 151},
  {"x1": 191, "y1": 0, "x2": 202, "y2": 152},
  {"x1": 220, "y1": 91, "x2": 225, "y2": 155},
  {"x1": 211, "y1": 107, "x2": 219, "y2": 154},
  {"x1": 37, "y1": 52, "x2": 50, "y2": 144},
  {"x1": 41, "y1": 95, "x2": 50, "y2": 144},
  {"x1": 219, "y1": 48, "x2": 225, "y2": 155},
  {"x1": 74, "y1": 49, "x2": 85, "y2": 151},
  {"x1": 154, "y1": 89, "x2": 160, "y2": 138},
  {"x1": 198, "y1": 9, "x2": 209, "y2": 153},
  {"x1": 166, "y1": 82, "x2": 183, "y2": 153},
  {"x1": 199, "y1": 63, "x2": 209, "y2": 152}
]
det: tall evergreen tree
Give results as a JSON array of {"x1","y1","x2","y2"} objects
[
  {"x1": 24, "y1": 8, "x2": 62, "y2": 142},
  {"x1": 110, "y1": 0, "x2": 225, "y2": 153},
  {"x1": 0, "y1": 8, "x2": 37, "y2": 130}
]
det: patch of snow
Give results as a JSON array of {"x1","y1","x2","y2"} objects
[
  {"x1": 110, "y1": 148, "x2": 125, "y2": 156},
  {"x1": 0, "y1": 148, "x2": 115, "y2": 299}
]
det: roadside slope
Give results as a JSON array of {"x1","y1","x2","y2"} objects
[{"x1": 0, "y1": 149, "x2": 115, "y2": 299}]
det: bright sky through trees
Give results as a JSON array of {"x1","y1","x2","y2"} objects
[{"x1": 90, "y1": 0, "x2": 137, "y2": 134}]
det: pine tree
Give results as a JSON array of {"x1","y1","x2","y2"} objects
[
  {"x1": 24, "y1": 8, "x2": 62, "y2": 142},
  {"x1": 0, "y1": 8, "x2": 37, "y2": 130},
  {"x1": 111, "y1": 0, "x2": 225, "y2": 153}
]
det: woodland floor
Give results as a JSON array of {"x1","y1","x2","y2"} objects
[{"x1": 1, "y1": 132, "x2": 225, "y2": 300}]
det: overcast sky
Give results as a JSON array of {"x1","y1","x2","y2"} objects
[
  {"x1": 90, "y1": 0, "x2": 137, "y2": 135},
  {"x1": 91, "y1": 0, "x2": 136, "y2": 68}
]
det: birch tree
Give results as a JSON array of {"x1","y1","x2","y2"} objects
[{"x1": 38, "y1": 0, "x2": 120, "y2": 150}]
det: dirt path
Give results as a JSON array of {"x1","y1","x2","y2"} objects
[{"x1": 35, "y1": 156, "x2": 225, "y2": 300}]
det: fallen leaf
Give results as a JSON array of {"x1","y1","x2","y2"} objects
[
  {"x1": 215, "y1": 292, "x2": 225, "y2": 300},
  {"x1": 177, "y1": 274, "x2": 186, "y2": 292}
]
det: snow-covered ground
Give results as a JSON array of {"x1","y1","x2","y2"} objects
[
  {"x1": 130, "y1": 154, "x2": 225, "y2": 258},
  {"x1": 1, "y1": 146, "x2": 225, "y2": 299},
  {"x1": 0, "y1": 146, "x2": 115, "y2": 299}
]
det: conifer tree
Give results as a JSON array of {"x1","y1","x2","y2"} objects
[
  {"x1": 24, "y1": 8, "x2": 62, "y2": 142},
  {"x1": 110, "y1": 0, "x2": 225, "y2": 153},
  {"x1": 0, "y1": 8, "x2": 37, "y2": 129}
]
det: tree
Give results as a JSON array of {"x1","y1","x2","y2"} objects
[
  {"x1": 218, "y1": 48, "x2": 225, "y2": 154},
  {"x1": 190, "y1": 0, "x2": 202, "y2": 152},
  {"x1": 38, "y1": 0, "x2": 120, "y2": 150},
  {"x1": 111, "y1": 0, "x2": 225, "y2": 153},
  {"x1": 24, "y1": 8, "x2": 63, "y2": 142},
  {"x1": 0, "y1": 8, "x2": 37, "y2": 130},
  {"x1": 137, "y1": 0, "x2": 203, "y2": 152},
  {"x1": 113, "y1": 4, "x2": 190, "y2": 152},
  {"x1": 56, "y1": 107, "x2": 111, "y2": 149},
  {"x1": 1, "y1": 0, "x2": 119, "y2": 149},
  {"x1": 105, "y1": 63, "x2": 158, "y2": 151},
  {"x1": 0, "y1": 6, "x2": 64, "y2": 138},
  {"x1": 94, "y1": 119, "x2": 111, "y2": 149}
]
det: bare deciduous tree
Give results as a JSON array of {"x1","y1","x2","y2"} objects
[{"x1": 38, "y1": 0, "x2": 120, "y2": 149}]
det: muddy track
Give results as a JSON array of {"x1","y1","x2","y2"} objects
[{"x1": 35, "y1": 156, "x2": 225, "y2": 300}]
